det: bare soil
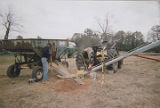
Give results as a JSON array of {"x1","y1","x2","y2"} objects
[
  {"x1": 43, "y1": 79, "x2": 91, "y2": 93},
  {"x1": 0, "y1": 54, "x2": 160, "y2": 108}
]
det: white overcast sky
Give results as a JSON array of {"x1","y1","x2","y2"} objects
[{"x1": 0, "y1": 0, "x2": 159, "y2": 39}]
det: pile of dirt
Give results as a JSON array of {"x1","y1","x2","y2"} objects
[{"x1": 44, "y1": 79, "x2": 91, "y2": 93}]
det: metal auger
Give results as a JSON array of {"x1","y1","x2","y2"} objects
[{"x1": 84, "y1": 40, "x2": 160, "y2": 75}]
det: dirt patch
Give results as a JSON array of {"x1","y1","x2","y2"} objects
[{"x1": 43, "y1": 79, "x2": 91, "y2": 93}]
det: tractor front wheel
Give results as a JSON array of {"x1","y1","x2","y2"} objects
[
  {"x1": 7, "y1": 64, "x2": 21, "y2": 78},
  {"x1": 32, "y1": 66, "x2": 43, "y2": 82}
]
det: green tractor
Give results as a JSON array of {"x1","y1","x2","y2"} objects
[{"x1": 76, "y1": 42, "x2": 123, "y2": 73}]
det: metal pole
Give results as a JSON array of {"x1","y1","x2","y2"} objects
[
  {"x1": 84, "y1": 40, "x2": 160, "y2": 75},
  {"x1": 134, "y1": 54, "x2": 160, "y2": 62}
]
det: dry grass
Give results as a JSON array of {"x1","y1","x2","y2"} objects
[
  {"x1": 0, "y1": 55, "x2": 14, "y2": 65},
  {"x1": 0, "y1": 53, "x2": 160, "y2": 108}
]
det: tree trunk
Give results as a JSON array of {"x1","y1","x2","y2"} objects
[{"x1": 4, "y1": 22, "x2": 11, "y2": 40}]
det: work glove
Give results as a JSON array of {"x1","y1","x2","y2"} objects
[{"x1": 88, "y1": 64, "x2": 92, "y2": 71}]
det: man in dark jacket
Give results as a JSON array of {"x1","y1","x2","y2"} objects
[{"x1": 41, "y1": 43, "x2": 51, "y2": 81}]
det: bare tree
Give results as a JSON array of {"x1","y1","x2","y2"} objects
[
  {"x1": 96, "y1": 14, "x2": 113, "y2": 43},
  {"x1": 0, "y1": 8, "x2": 23, "y2": 40},
  {"x1": 97, "y1": 15, "x2": 109, "y2": 34}
]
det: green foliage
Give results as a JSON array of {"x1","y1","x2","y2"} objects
[
  {"x1": 115, "y1": 31, "x2": 145, "y2": 51},
  {"x1": 147, "y1": 25, "x2": 160, "y2": 42},
  {"x1": 147, "y1": 25, "x2": 160, "y2": 53},
  {"x1": 72, "y1": 25, "x2": 159, "y2": 53}
]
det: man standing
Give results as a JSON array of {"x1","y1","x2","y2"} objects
[
  {"x1": 83, "y1": 47, "x2": 95, "y2": 71},
  {"x1": 41, "y1": 43, "x2": 51, "y2": 82}
]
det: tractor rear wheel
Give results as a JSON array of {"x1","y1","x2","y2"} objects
[
  {"x1": 76, "y1": 52, "x2": 85, "y2": 70},
  {"x1": 32, "y1": 66, "x2": 43, "y2": 82},
  {"x1": 7, "y1": 64, "x2": 21, "y2": 78}
]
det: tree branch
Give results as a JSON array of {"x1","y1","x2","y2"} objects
[
  {"x1": 1, "y1": 8, "x2": 23, "y2": 39},
  {"x1": 104, "y1": 15, "x2": 109, "y2": 33}
]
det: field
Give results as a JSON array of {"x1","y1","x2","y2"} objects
[{"x1": 0, "y1": 53, "x2": 160, "y2": 108}]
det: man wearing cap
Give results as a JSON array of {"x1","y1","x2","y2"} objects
[{"x1": 41, "y1": 43, "x2": 51, "y2": 82}]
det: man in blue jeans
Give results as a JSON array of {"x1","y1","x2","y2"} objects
[{"x1": 41, "y1": 43, "x2": 51, "y2": 82}]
